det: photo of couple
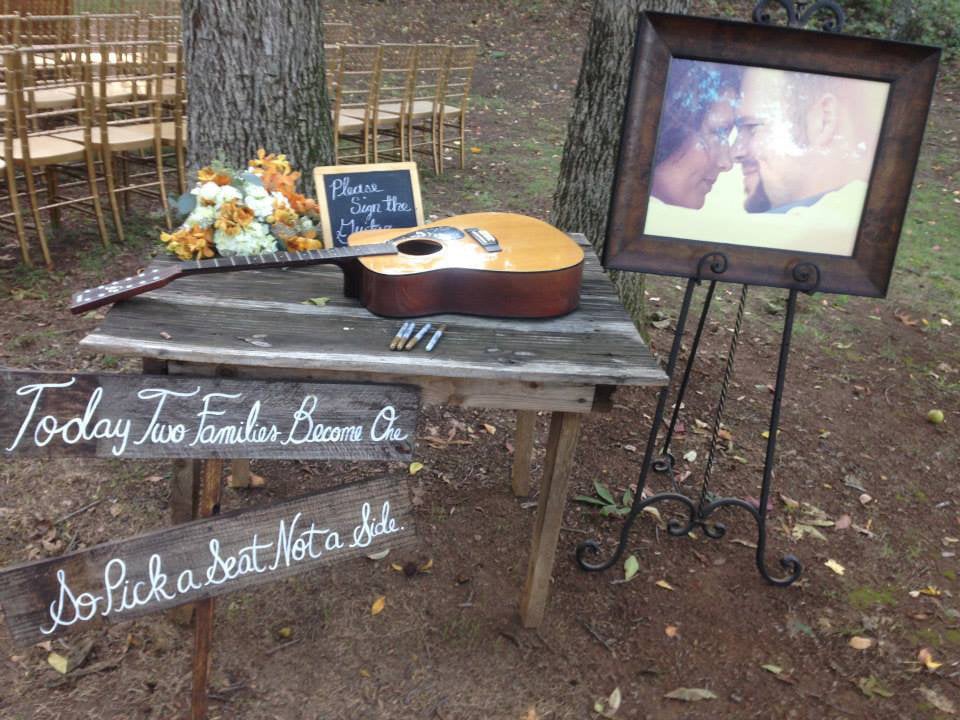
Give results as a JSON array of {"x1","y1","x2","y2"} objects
[{"x1": 643, "y1": 58, "x2": 890, "y2": 257}]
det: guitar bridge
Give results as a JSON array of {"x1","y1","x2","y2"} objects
[{"x1": 466, "y1": 227, "x2": 501, "y2": 253}]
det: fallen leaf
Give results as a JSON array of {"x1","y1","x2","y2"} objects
[
  {"x1": 303, "y1": 296, "x2": 329, "y2": 306},
  {"x1": 859, "y1": 493, "x2": 873, "y2": 505},
  {"x1": 238, "y1": 335, "x2": 271, "y2": 348},
  {"x1": 159, "y1": 331, "x2": 172, "y2": 340},
  {"x1": 792, "y1": 524, "x2": 828, "y2": 541},
  {"x1": 824, "y1": 559, "x2": 845, "y2": 575},
  {"x1": 918, "y1": 647, "x2": 943, "y2": 670},
  {"x1": 408, "y1": 462, "x2": 424, "y2": 475},
  {"x1": 682, "y1": 450, "x2": 697, "y2": 462},
  {"x1": 276, "y1": 626, "x2": 293, "y2": 639},
  {"x1": 664, "y1": 687, "x2": 717, "y2": 702},
  {"x1": 390, "y1": 562, "x2": 404, "y2": 572},
  {"x1": 849, "y1": 636, "x2": 873, "y2": 650},
  {"x1": 917, "y1": 686, "x2": 955, "y2": 714},
  {"x1": 780, "y1": 493, "x2": 800, "y2": 510},
  {"x1": 665, "y1": 625, "x2": 679, "y2": 638},
  {"x1": 607, "y1": 687, "x2": 622, "y2": 714},
  {"x1": 371, "y1": 596, "x2": 386, "y2": 616},
  {"x1": 419, "y1": 558, "x2": 433, "y2": 573},
  {"x1": 834, "y1": 514, "x2": 852, "y2": 530},
  {"x1": 47, "y1": 652, "x2": 70, "y2": 675},
  {"x1": 655, "y1": 579, "x2": 675, "y2": 591},
  {"x1": 762, "y1": 664, "x2": 783, "y2": 674},
  {"x1": 470, "y1": 146, "x2": 482, "y2": 153},
  {"x1": 109, "y1": 504, "x2": 123, "y2": 518},
  {"x1": 482, "y1": 423, "x2": 496, "y2": 435},
  {"x1": 624, "y1": 554, "x2": 639, "y2": 582},
  {"x1": 366, "y1": 549, "x2": 390, "y2": 561},
  {"x1": 858, "y1": 675, "x2": 894, "y2": 699}
]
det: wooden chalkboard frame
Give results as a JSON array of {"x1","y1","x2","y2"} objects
[{"x1": 313, "y1": 162, "x2": 425, "y2": 248}]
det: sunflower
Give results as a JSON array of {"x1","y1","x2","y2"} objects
[{"x1": 214, "y1": 200, "x2": 255, "y2": 237}]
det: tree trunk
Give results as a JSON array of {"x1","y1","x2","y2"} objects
[
  {"x1": 182, "y1": 0, "x2": 333, "y2": 197},
  {"x1": 552, "y1": 0, "x2": 689, "y2": 328}
]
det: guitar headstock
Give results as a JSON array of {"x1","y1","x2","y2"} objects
[{"x1": 69, "y1": 265, "x2": 181, "y2": 315}]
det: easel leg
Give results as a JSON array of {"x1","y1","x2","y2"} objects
[
  {"x1": 510, "y1": 411, "x2": 537, "y2": 497},
  {"x1": 227, "y1": 459, "x2": 251, "y2": 488},
  {"x1": 520, "y1": 411, "x2": 582, "y2": 628},
  {"x1": 191, "y1": 459, "x2": 222, "y2": 720}
]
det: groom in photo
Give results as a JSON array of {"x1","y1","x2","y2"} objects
[{"x1": 732, "y1": 67, "x2": 888, "y2": 218}]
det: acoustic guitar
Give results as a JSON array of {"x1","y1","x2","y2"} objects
[{"x1": 69, "y1": 212, "x2": 584, "y2": 319}]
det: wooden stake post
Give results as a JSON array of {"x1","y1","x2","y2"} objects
[{"x1": 0, "y1": 369, "x2": 420, "y2": 718}]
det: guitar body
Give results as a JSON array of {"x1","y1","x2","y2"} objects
[{"x1": 346, "y1": 212, "x2": 584, "y2": 318}]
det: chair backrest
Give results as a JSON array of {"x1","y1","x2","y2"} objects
[
  {"x1": 5, "y1": 43, "x2": 93, "y2": 161},
  {"x1": 323, "y1": 21, "x2": 350, "y2": 46},
  {"x1": 410, "y1": 43, "x2": 448, "y2": 112},
  {"x1": 19, "y1": 13, "x2": 84, "y2": 47},
  {"x1": 0, "y1": 13, "x2": 19, "y2": 45},
  {"x1": 378, "y1": 43, "x2": 415, "y2": 114},
  {"x1": 334, "y1": 44, "x2": 381, "y2": 122},
  {"x1": 91, "y1": 38, "x2": 162, "y2": 132},
  {"x1": 441, "y1": 44, "x2": 478, "y2": 113}
]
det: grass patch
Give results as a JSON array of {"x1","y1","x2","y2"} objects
[{"x1": 847, "y1": 586, "x2": 898, "y2": 610}]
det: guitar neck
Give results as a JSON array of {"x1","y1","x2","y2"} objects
[
  {"x1": 181, "y1": 242, "x2": 396, "y2": 275},
  {"x1": 70, "y1": 242, "x2": 397, "y2": 315}
]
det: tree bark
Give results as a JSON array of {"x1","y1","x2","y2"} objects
[
  {"x1": 182, "y1": 0, "x2": 334, "y2": 196},
  {"x1": 552, "y1": 0, "x2": 689, "y2": 328}
]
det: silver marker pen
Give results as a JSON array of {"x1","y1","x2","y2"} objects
[{"x1": 425, "y1": 324, "x2": 446, "y2": 352}]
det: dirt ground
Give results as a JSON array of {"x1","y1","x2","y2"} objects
[{"x1": 1, "y1": 1, "x2": 959, "y2": 718}]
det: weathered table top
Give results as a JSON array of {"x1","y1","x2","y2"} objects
[{"x1": 80, "y1": 235, "x2": 666, "y2": 411}]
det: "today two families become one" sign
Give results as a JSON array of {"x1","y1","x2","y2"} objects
[
  {"x1": 0, "y1": 370, "x2": 419, "y2": 460},
  {"x1": 0, "y1": 476, "x2": 416, "y2": 645}
]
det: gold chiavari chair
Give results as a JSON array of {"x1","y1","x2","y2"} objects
[
  {"x1": 17, "y1": 14, "x2": 88, "y2": 123},
  {"x1": 52, "y1": 39, "x2": 171, "y2": 241},
  {"x1": 0, "y1": 46, "x2": 30, "y2": 263},
  {"x1": 5, "y1": 44, "x2": 109, "y2": 266},
  {"x1": 323, "y1": 22, "x2": 350, "y2": 46},
  {"x1": 437, "y1": 44, "x2": 478, "y2": 174},
  {"x1": 332, "y1": 44, "x2": 381, "y2": 164}
]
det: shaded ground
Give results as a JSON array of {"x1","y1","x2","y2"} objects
[{"x1": 1, "y1": 1, "x2": 959, "y2": 718}]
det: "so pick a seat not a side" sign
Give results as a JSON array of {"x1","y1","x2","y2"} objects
[{"x1": 0, "y1": 369, "x2": 420, "y2": 646}]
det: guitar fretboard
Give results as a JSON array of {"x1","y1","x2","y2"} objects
[{"x1": 184, "y1": 243, "x2": 397, "y2": 274}]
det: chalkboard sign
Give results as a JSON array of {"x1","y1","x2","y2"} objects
[{"x1": 313, "y1": 162, "x2": 424, "y2": 247}]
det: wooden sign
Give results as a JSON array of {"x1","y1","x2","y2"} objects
[
  {"x1": 0, "y1": 369, "x2": 419, "y2": 460},
  {"x1": 0, "y1": 476, "x2": 415, "y2": 646},
  {"x1": 313, "y1": 161, "x2": 424, "y2": 247}
]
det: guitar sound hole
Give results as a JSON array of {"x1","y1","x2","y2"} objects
[{"x1": 395, "y1": 239, "x2": 443, "y2": 256}]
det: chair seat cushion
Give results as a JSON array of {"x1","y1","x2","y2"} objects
[
  {"x1": 53, "y1": 124, "x2": 155, "y2": 151},
  {"x1": 29, "y1": 87, "x2": 79, "y2": 110},
  {"x1": 2, "y1": 135, "x2": 86, "y2": 163},
  {"x1": 160, "y1": 120, "x2": 187, "y2": 143},
  {"x1": 341, "y1": 107, "x2": 400, "y2": 127}
]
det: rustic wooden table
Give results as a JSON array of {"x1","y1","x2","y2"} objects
[{"x1": 80, "y1": 234, "x2": 666, "y2": 627}]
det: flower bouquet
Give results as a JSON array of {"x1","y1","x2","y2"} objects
[{"x1": 160, "y1": 150, "x2": 324, "y2": 260}]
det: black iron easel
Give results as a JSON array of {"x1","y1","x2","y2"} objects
[{"x1": 576, "y1": 0, "x2": 844, "y2": 586}]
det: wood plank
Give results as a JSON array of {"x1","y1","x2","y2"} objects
[
  {"x1": 0, "y1": 475, "x2": 415, "y2": 646},
  {"x1": 511, "y1": 411, "x2": 537, "y2": 497},
  {"x1": 165, "y1": 362, "x2": 597, "y2": 413},
  {"x1": 520, "y1": 411, "x2": 581, "y2": 628},
  {"x1": 191, "y1": 459, "x2": 222, "y2": 720},
  {"x1": 0, "y1": 369, "x2": 419, "y2": 460}
]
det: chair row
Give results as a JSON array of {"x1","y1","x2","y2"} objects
[
  {"x1": 329, "y1": 43, "x2": 478, "y2": 174},
  {"x1": 0, "y1": 34, "x2": 185, "y2": 267}
]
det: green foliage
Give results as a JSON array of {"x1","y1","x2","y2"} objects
[
  {"x1": 844, "y1": 0, "x2": 960, "y2": 53},
  {"x1": 574, "y1": 481, "x2": 634, "y2": 517}
]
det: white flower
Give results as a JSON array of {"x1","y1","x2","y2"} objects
[
  {"x1": 245, "y1": 192, "x2": 275, "y2": 220},
  {"x1": 194, "y1": 181, "x2": 220, "y2": 203},
  {"x1": 245, "y1": 183, "x2": 269, "y2": 200},
  {"x1": 270, "y1": 191, "x2": 290, "y2": 208},
  {"x1": 184, "y1": 204, "x2": 216, "y2": 229},
  {"x1": 214, "y1": 185, "x2": 242, "y2": 207},
  {"x1": 213, "y1": 221, "x2": 277, "y2": 256}
]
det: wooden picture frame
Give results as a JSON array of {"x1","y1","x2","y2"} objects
[
  {"x1": 313, "y1": 161, "x2": 425, "y2": 248},
  {"x1": 603, "y1": 12, "x2": 940, "y2": 296}
]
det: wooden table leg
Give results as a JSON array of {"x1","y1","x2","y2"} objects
[
  {"x1": 519, "y1": 411, "x2": 582, "y2": 628},
  {"x1": 227, "y1": 459, "x2": 252, "y2": 488},
  {"x1": 511, "y1": 411, "x2": 537, "y2": 497},
  {"x1": 191, "y1": 458, "x2": 222, "y2": 720}
]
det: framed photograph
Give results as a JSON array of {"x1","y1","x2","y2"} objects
[{"x1": 603, "y1": 12, "x2": 940, "y2": 296}]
